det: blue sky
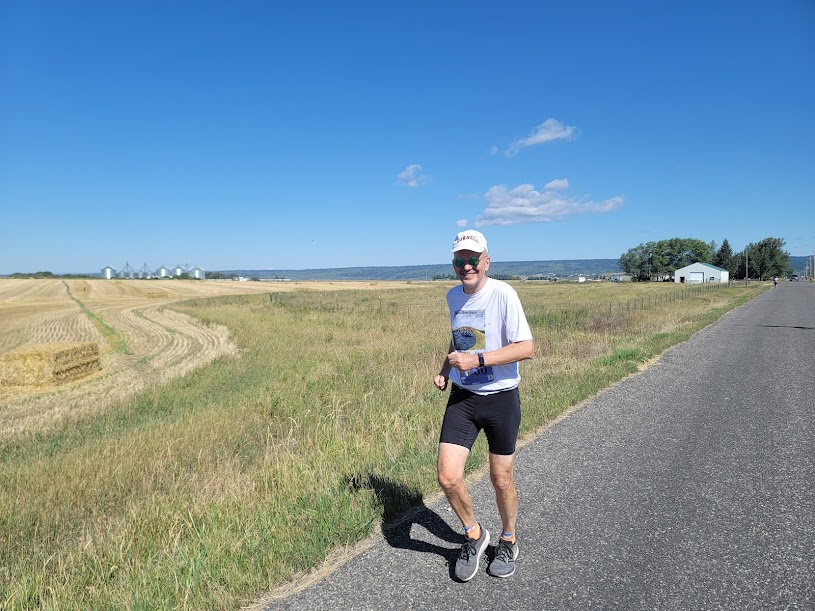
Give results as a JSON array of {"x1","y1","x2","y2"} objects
[{"x1": 1, "y1": 0, "x2": 813, "y2": 274}]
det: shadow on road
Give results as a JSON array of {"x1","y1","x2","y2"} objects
[{"x1": 345, "y1": 472, "x2": 463, "y2": 579}]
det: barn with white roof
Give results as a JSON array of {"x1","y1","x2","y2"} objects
[{"x1": 674, "y1": 262, "x2": 729, "y2": 284}]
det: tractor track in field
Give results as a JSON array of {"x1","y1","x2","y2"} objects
[{"x1": 0, "y1": 279, "x2": 268, "y2": 436}]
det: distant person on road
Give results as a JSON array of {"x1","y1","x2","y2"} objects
[
  {"x1": 434, "y1": 230, "x2": 535, "y2": 581},
  {"x1": 774, "y1": 276, "x2": 779, "y2": 287}
]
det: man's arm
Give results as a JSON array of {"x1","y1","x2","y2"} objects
[
  {"x1": 447, "y1": 339, "x2": 534, "y2": 372},
  {"x1": 434, "y1": 340, "x2": 455, "y2": 390}
]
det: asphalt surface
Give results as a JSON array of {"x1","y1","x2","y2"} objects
[{"x1": 262, "y1": 282, "x2": 815, "y2": 611}]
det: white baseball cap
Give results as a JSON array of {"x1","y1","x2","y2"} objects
[{"x1": 451, "y1": 230, "x2": 488, "y2": 253}]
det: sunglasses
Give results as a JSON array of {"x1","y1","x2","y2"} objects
[{"x1": 453, "y1": 256, "x2": 483, "y2": 268}]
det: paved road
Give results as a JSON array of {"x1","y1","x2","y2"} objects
[{"x1": 263, "y1": 282, "x2": 815, "y2": 611}]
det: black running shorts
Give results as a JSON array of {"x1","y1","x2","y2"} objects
[{"x1": 439, "y1": 384, "x2": 521, "y2": 456}]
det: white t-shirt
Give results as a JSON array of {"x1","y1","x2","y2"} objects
[{"x1": 446, "y1": 277, "x2": 533, "y2": 394}]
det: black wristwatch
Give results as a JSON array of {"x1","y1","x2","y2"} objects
[{"x1": 478, "y1": 352, "x2": 485, "y2": 371}]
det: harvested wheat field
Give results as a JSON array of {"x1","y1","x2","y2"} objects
[{"x1": 0, "y1": 277, "x2": 418, "y2": 436}]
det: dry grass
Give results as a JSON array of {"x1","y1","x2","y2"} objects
[
  {"x1": 0, "y1": 278, "x2": 436, "y2": 436},
  {"x1": 0, "y1": 279, "x2": 768, "y2": 610}
]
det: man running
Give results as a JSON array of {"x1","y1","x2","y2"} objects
[{"x1": 434, "y1": 229, "x2": 535, "y2": 581}]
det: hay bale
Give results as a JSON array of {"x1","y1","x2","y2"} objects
[
  {"x1": 0, "y1": 342, "x2": 101, "y2": 386},
  {"x1": 147, "y1": 292, "x2": 168, "y2": 298}
]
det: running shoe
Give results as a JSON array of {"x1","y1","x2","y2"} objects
[
  {"x1": 488, "y1": 538, "x2": 518, "y2": 578},
  {"x1": 454, "y1": 524, "x2": 490, "y2": 582}
]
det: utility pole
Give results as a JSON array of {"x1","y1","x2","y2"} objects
[{"x1": 745, "y1": 249, "x2": 749, "y2": 286}]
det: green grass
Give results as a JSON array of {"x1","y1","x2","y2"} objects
[
  {"x1": 0, "y1": 281, "x2": 768, "y2": 609},
  {"x1": 63, "y1": 281, "x2": 129, "y2": 354}
]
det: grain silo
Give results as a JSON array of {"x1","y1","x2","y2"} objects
[
  {"x1": 101, "y1": 265, "x2": 116, "y2": 279},
  {"x1": 172, "y1": 265, "x2": 186, "y2": 277},
  {"x1": 156, "y1": 265, "x2": 171, "y2": 278},
  {"x1": 189, "y1": 265, "x2": 206, "y2": 280},
  {"x1": 121, "y1": 261, "x2": 135, "y2": 279}
]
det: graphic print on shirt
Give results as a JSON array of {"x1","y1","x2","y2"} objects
[{"x1": 451, "y1": 309, "x2": 494, "y2": 385}]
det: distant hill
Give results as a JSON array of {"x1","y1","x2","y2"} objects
[
  {"x1": 789, "y1": 256, "x2": 811, "y2": 276},
  {"x1": 221, "y1": 259, "x2": 623, "y2": 281},
  {"x1": 222, "y1": 254, "x2": 814, "y2": 281}
]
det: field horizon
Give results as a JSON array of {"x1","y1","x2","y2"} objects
[{"x1": 4, "y1": 255, "x2": 812, "y2": 281}]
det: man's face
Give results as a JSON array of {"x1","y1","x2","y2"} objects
[{"x1": 452, "y1": 249, "x2": 490, "y2": 293}]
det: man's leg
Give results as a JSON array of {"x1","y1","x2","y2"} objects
[
  {"x1": 439, "y1": 441, "x2": 491, "y2": 581},
  {"x1": 437, "y1": 442, "x2": 479, "y2": 535},
  {"x1": 487, "y1": 451, "x2": 520, "y2": 578},
  {"x1": 489, "y1": 452, "x2": 517, "y2": 540}
]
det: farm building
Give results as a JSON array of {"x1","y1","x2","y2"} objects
[
  {"x1": 100, "y1": 262, "x2": 202, "y2": 279},
  {"x1": 674, "y1": 262, "x2": 729, "y2": 284},
  {"x1": 118, "y1": 262, "x2": 135, "y2": 279}
]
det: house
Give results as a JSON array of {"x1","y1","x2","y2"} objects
[{"x1": 674, "y1": 262, "x2": 729, "y2": 284}]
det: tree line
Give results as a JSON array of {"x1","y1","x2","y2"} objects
[
  {"x1": 6, "y1": 271, "x2": 97, "y2": 279},
  {"x1": 618, "y1": 237, "x2": 792, "y2": 282}
]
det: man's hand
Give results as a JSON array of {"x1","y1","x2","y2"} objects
[
  {"x1": 447, "y1": 351, "x2": 479, "y2": 372},
  {"x1": 434, "y1": 375, "x2": 448, "y2": 391}
]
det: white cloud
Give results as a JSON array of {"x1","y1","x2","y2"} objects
[
  {"x1": 456, "y1": 219, "x2": 468, "y2": 227},
  {"x1": 544, "y1": 178, "x2": 569, "y2": 190},
  {"x1": 397, "y1": 164, "x2": 429, "y2": 187},
  {"x1": 474, "y1": 181, "x2": 623, "y2": 227},
  {"x1": 506, "y1": 118, "x2": 575, "y2": 157}
]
